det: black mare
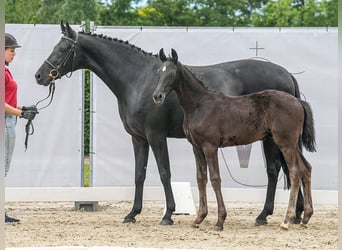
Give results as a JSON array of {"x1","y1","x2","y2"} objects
[
  {"x1": 35, "y1": 22, "x2": 304, "y2": 226},
  {"x1": 152, "y1": 49, "x2": 315, "y2": 230}
]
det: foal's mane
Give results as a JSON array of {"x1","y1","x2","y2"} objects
[
  {"x1": 79, "y1": 31, "x2": 158, "y2": 58},
  {"x1": 177, "y1": 61, "x2": 212, "y2": 92}
]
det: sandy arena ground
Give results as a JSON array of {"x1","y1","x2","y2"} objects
[{"x1": 5, "y1": 201, "x2": 338, "y2": 249}]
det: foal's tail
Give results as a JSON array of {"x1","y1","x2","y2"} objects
[{"x1": 299, "y1": 99, "x2": 316, "y2": 152}]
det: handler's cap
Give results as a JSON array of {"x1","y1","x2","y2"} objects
[{"x1": 5, "y1": 33, "x2": 21, "y2": 48}]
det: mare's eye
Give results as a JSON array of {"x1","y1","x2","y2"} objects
[{"x1": 60, "y1": 46, "x2": 68, "y2": 52}]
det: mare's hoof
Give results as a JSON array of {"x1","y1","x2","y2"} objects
[
  {"x1": 279, "y1": 222, "x2": 289, "y2": 231},
  {"x1": 214, "y1": 225, "x2": 223, "y2": 231},
  {"x1": 123, "y1": 217, "x2": 136, "y2": 223},
  {"x1": 159, "y1": 218, "x2": 174, "y2": 225},
  {"x1": 255, "y1": 219, "x2": 268, "y2": 226},
  {"x1": 292, "y1": 217, "x2": 302, "y2": 224}
]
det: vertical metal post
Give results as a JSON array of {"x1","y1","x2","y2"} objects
[
  {"x1": 0, "y1": 7, "x2": 5, "y2": 249},
  {"x1": 89, "y1": 21, "x2": 95, "y2": 187},
  {"x1": 80, "y1": 21, "x2": 86, "y2": 187},
  {"x1": 338, "y1": 3, "x2": 342, "y2": 248}
]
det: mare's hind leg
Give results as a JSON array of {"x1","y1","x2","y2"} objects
[
  {"x1": 124, "y1": 136, "x2": 149, "y2": 223},
  {"x1": 299, "y1": 152, "x2": 313, "y2": 226},
  {"x1": 203, "y1": 145, "x2": 226, "y2": 231},
  {"x1": 192, "y1": 146, "x2": 208, "y2": 228},
  {"x1": 149, "y1": 135, "x2": 175, "y2": 225},
  {"x1": 256, "y1": 138, "x2": 282, "y2": 226}
]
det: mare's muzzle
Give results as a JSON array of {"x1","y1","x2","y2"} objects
[{"x1": 153, "y1": 92, "x2": 166, "y2": 105}]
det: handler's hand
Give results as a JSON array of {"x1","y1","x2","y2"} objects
[
  {"x1": 22, "y1": 105, "x2": 38, "y2": 112},
  {"x1": 20, "y1": 109, "x2": 38, "y2": 120}
]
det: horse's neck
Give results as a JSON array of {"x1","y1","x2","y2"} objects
[
  {"x1": 176, "y1": 65, "x2": 209, "y2": 110},
  {"x1": 77, "y1": 34, "x2": 157, "y2": 97}
]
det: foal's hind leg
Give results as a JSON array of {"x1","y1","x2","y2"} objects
[
  {"x1": 256, "y1": 138, "x2": 304, "y2": 226},
  {"x1": 279, "y1": 149, "x2": 301, "y2": 230},
  {"x1": 192, "y1": 146, "x2": 209, "y2": 228},
  {"x1": 299, "y1": 152, "x2": 313, "y2": 226}
]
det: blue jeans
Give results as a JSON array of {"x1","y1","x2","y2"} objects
[{"x1": 5, "y1": 114, "x2": 16, "y2": 177}]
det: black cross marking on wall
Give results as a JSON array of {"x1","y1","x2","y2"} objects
[{"x1": 249, "y1": 41, "x2": 265, "y2": 56}]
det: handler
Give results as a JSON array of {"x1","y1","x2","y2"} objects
[{"x1": 4, "y1": 33, "x2": 38, "y2": 223}]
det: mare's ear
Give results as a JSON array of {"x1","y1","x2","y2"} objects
[
  {"x1": 65, "y1": 21, "x2": 73, "y2": 38},
  {"x1": 171, "y1": 48, "x2": 178, "y2": 63},
  {"x1": 159, "y1": 48, "x2": 167, "y2": 62},
  {"x1": 61, "y1": 21, "x2": 66, "y2": 35}
]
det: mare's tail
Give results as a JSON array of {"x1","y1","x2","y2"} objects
[
  {"x1": 299, "y1": 99, "x2": 316, "y2": 152},
  {"x1": 291, "y1": 74, "x2": 301, "y2": 99}
]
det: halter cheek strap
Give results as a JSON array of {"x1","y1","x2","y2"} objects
[{"x1": 44, "y1": 34, "x2": 78, "y2": 81}]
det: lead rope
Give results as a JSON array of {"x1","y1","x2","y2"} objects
[{"x1": 24, "y1": 81, "x2": 56, "y2": 151}]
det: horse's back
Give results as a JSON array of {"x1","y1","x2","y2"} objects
[{"x1": 189, "y1": 59, "x2": 295, "y2": 96}]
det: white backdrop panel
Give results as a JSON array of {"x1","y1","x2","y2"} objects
[
  {"x1": 93, "y1": 27, "x2": 337, "y2": 190},
  {"x1": 5, "y1": 24, "x2": 82, "y2": 187}
]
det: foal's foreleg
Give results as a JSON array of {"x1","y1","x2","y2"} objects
[
  {"x1": 203, "y1": 145, "x2": 226, "y2": 231},
  {"x1": 192, "y1": 146, "x2": 208, "y2": 228}
]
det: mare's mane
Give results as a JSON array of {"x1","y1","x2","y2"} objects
[{"x1": 79, "y1": 31, "x2": 158, "y2": 58}]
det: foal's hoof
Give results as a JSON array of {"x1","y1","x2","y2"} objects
[
  {"x1": 255, "y1": 218, "x2": 268, "y2": 227},
  {"x1": 279, "y1": 222, "x2": 289, "y2": 231},
  {"x1": 123, "y1": 217, "x2": 136, "y2": 223},
  {"x1": 191, "y1": 223, "x2": 200, "y2": 228},
  {"x1": 299, "y1": 223, "x2": 308, "y2": 229},
  {"x1": 159, "y1": 218, "x2": 174, "y2": 225}
]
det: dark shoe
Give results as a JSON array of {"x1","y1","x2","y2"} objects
[{"x1": 5, "y1": 214, "x2": 20, "y2": 223}]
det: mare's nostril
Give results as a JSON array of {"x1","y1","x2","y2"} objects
[
  {"x1": 153, "y1": 93, "x2": 163, "y2": 103},
  {"x1": 35, "y1": 73, "x2": 41, "y2": 81}
]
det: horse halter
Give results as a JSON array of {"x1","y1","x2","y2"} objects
[
  {"x1": 44, "y1": 34, "x2": 78, "y2": 81},
  {"x1": 24, "y1": 34, "x2": 78, "y2": 151}
]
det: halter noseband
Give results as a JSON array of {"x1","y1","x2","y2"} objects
[{"x1": 44, "y1": 34, "x2": 78, "y2": 81}]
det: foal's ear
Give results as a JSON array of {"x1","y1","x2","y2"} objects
[
  {"x1": 159, "y1": 48, "x2": 167, "y2": 62},
  {"x1": 171, "y1": 48, "x2": 178, "y2": 63}
]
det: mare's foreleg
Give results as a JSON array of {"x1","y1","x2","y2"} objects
[
  {"x1": 124, "y1": 136, "x2": 149, "y2": 223},
  {"x1": 149, "y1": 135, "x2": 175, "y2": 225},
  {"x1": 192, "y1": 146, "x2": 208, "y2": 228},
  {"x1": 203, "y1": 145, "x2": 226, "y2": 231}
]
